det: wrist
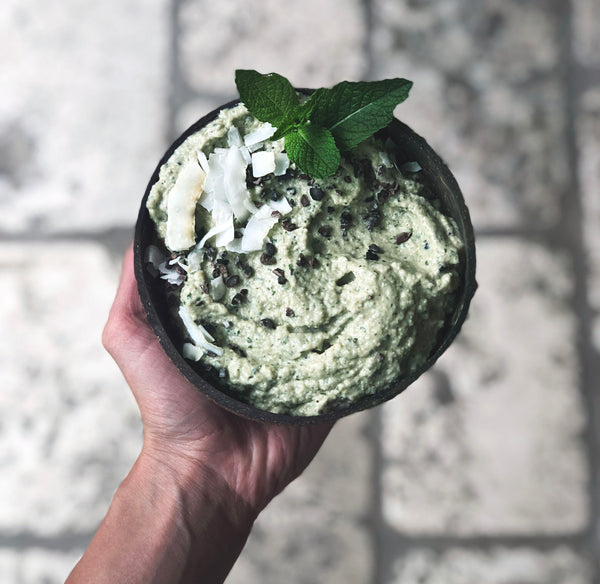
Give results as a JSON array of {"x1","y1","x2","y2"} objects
[{"x1": 137, "y1": 444, "x2": 256, "y2": 583}]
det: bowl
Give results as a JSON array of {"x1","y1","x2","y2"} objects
[{"x1": 134, "y1": 97, "x2": 477, "y2": 425}]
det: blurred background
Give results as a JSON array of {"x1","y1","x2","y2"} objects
[{"x1": 1, "y1": 0, "x2": 599, "y2": 582}]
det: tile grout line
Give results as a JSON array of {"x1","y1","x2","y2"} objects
[
  {"x1": 361, "y1": 0, "x2": 376, "y2": 81},
  {"x1": 167, "y1": 0, "x2": 182, "y2": 144},
  {"x1": 368, "y1": 406, "x2": 386, "y2": 584},
  {"x1": 561, "y1": 0, "x2": 600, "y2": 581},
  {"x1": 376, "y1": 528, "x2": 590, "y2": 552}
]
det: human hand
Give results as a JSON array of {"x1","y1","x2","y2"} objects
[
  {"x1": 68, "y1": 245, "x2": 333, "y2": 584},
  {"x1": 102, "y1": 244, "x2": 334, "y2": 516}
]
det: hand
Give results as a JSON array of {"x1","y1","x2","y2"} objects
[
  {"x1": 102, "y1": 244, "x2": 334, "y2": 515},
  {"x1": 68, "y1": 245, "x2": 334, "y2": 584}
]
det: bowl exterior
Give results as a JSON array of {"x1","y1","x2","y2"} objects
[{"x1": 134, "y1": 98, "x2": 476, "y2": 425}]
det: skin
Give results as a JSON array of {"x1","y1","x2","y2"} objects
[{"x1": 66, "y1": 245, "x2": 333, "y2": 584}]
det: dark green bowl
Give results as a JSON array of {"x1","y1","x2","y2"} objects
[{"x1": 134, "y1": 97, "x2": 476, "y2": 425}]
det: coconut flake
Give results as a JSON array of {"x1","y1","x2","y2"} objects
[
  {"x1": 183, "y1": 343, "x2": 205, "y2": 361},
  {"x1": 158, "y1": 261, "x2": 185, "y2": 286},
  {"x1": 187, "y1": 246, "x2": 204, "y2": 272},
  {"x1": 197, "y1": 150, "x2": 210, "y2": 174},
  {"x1": 241, "y1": 204, "x2": 279, "y2": 252},
  {"x1": 274, "y1": 152, "x2": 290, "y2": 176},
  {"x1": 178, "y1": 305, "x2": 223, "y2": 356},
  {"x1": 224, "y1": 146, "x2": 252, "y2": 221},
  {"x1": 379, "y1": 151, "x2": 393, "y2": 168},
  {"x1": 244, "y1": 123, "x2": 275, "y2": 147},
  {"x1": 252, "y1": 151, "x2": 276, "y2": 178},
  {"x1": 145, "y1": 245, "x2": 166, "y2": 277},
  {"x1": 399, "y1": 161, "x2": 422, "y2": 173},
  {"x1": 227, "y1": 126, "x2": 243, "y2": 148},
  {"x1": 169, "y1": 256, "x2": 189, "y2": 272},
  {"x1": 225, "y1": 238, "x2": 244, "y2": 253},
  {"x1": 239, "y1": 145, "x2": 252, "y2": 165},
  {"x1": 268, "y1": 196, "x2": 292, "y2": 215},
  {"x1": 198, "y1": 213, "x2": 234, "y2": 249},
  {"x1": 210, "y1": 275, "x2": 226, "y2": 301},
  {"x1": 165, "y1": 162, "x2": 206, "y2": 251}
]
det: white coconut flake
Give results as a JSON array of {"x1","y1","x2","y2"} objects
[
  {"x1": 226, "y1": 238, "x2": 244, "y2": 253},
  {"x1": 165, "y1": 162, "x2": 206, "y2": 251},
  {"x1": 227, "y1": 126, "x2": 243, "y2": 148},
  {"x1": 224, "y1": 146, "x2": 252, "y2": 221},
  {"x1": 187, "y1": 246, "x2": 204, "y2": 272},
  {"x1": 158, "y1": 261, "x2": 185, "y2": 286},
  {"x1": 197, "y1": 150, "x2": 210, "y2": 174},
  {"x1": 244, "y1": 123, "x2": 275, "y2": 147},
  {"x1": 268, "y1": 196, "x2": 292, "y2": 215},
  {"x1": 210, "y1": 275, "x2": 226, "y2": 301},
  {"x1": 145, "y1": 245, "x2": 166, "y2": 276},
  {"x1": 241, "y1": 204, "x2": 279, "y2": 252},
  {"x1": 239, "y1": 146, "x2": 252, "y2": 165},
  {"x1": 183, "y1": 343, "x2": 205, "y2": 361},
  {"x1": 399, "y1": 161, "x2": 422, "y2": 173},
  {"x1": 178, "y1": 305, "x2": 223, "y2": 356},
  {"x1": 252, "y1": 151, "x2": 276, "y2": 178},
  {"x1": 379, "y1": 151, "x2": 393, "y2": 168},
  {"x1": 274, "y1": 152, "x2": 290, "y2": 176}
]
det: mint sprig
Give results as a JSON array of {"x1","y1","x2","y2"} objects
[{"x1": 235, "y1": 70, "x2": 413, "y2": 179}]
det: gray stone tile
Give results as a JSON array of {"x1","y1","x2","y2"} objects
[
  {"x1": 228, "y1": 411, "x2": 374, "y2": 584},
  {"x1": 578, "y1": 87, "x2": 600, "y2": 352},
  {"x1": 0, "y1": 548, "x2": 84, "y2": 584},
  {"x1": 0, "y1": 242, "x2": 142, "y2": 536},
  {"x1": 573, "y1": 0, "x2": 600, "y2": 67},
  {"x1": 381, "y1": 238, "x2": 588, "y2": 535},
  {"x1": 386, "y1": 546, "x2": 592, "y2": 584},
  {"x1": 178, "y1": 0, "x2": 367, "y2": 95},
  {"x1": 0, "y1": 1, "x2": 170, "y2": 234},
  {"x1": 371, "y1": 0, "x2": 568, "y2": 230}
]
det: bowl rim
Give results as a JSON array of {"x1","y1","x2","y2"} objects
[{"x1": 134, "y1": 96, "x2": 477, "y2": 425}]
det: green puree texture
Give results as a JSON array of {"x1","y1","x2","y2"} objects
[{"x1": 147, "y1": 105, "x2": 463, "y2": 416}]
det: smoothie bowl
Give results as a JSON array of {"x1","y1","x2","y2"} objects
[{"x1": 134, "y1": 71, "x2": 476, "y2": 424}]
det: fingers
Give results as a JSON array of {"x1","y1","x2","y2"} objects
[{"x1": 102, "y1": 243, "x2": 155, "y2": 360}]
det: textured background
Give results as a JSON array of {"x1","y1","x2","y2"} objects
[{"x1": 1, "y1": 0, "x2": 599, "y2": 582}]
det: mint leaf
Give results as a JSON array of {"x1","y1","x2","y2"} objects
[
  {"x1": 285, "y1": 124, "x2": 341, "y2": 179},
  {"x1": 307, "y1": 78, "x2": 413, "y2": 151},
  {"x1": 234, "y1": 71, "x2": 414, "y2": 179},
  {"x1": 235, "y1": 70, "x2": 300, "y2": 128}
]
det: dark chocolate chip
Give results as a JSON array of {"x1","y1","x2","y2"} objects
[
  {"x1": 261, "y1": 318, "x2": 277, "y2": 329},
  {"x1": 310, "y1": 186, "x2": 325, "y2": 201},
  {"x1": 282, "y1": 219, "x2": 298, "y2": 231},
  {"x1": 225, "y1": 275, "x2": 241, "y2": 288},
  {"x1": 395, "y1": 231, "x2": 412, "y2": 245},
  {"x1": 265, "y1": 242, "x2": 277, "y2": 256},
  {"x1": 300, "y1": 194, "x2": 310, "y2": 207},
  {"x1": 260, "y1": 253, "x2": 276, "y2": 265}
]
